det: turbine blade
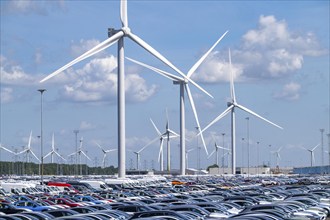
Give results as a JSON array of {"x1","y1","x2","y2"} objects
[
  {"x1": 150, "y1": 118, "x2": 162, "y2": 136},
  {"x1": 311, "y1": 144, "x2": 320, "y2": 151},
  {"x1": 187, "y1": 31, "x2": 228, "y2": 78},
  {"x1": 68, "y1": 152, "x2": 76, "y2": 157},
  {"x1": 55, "y1": 152, "x2": 66, "y2": 161},
  {"x1": 105, "y1": 149, "x2": 117, "y2": 153},
  {"x1": 30, "y1": 151, "x2": 40, "y2": 163},
  {"x1": 236, "y1": 104, "x2": 283, "y2": 130},
  {"x1": 120, "y1": 0, "x2": 128, "y2": 27},
  {"x1": 128, "y1": 32, "x2": 213, "y2": 98},
  {"x1": 28, "y1": 131, "x2": 32, "y2": 149},
  {"x1": 44, "y1": 152, "x2": 52, "y2": 159},
  {"x1": 167, "y1": 129, "x2": 180, "y2": 137},
  {"x1": 96, "y1": 143, "x2": 105, "y2": 151},
  {"x1": 185, "y1": 84, "x2": 208, "y2": 155},
  {"x1": 81, "y1": 151, "x2": 91, "y2": 161},
  {"x1": 52, "y1": 133, "x2": 55, "y2": 150},
  {"x1": 0, "y1": 146, "x2": 15, "y2": 154},
  {"x1": 40, "y1": 32, "x2": 123, "y2": 83},
  {"x1": 229, "y1": 48, "x2": 236, "y2": 103},
  {"x1": 139, "y1": 136, "x2": 159, "y2": 154},
  {"x1": 126, "y1": 57, "x2": 183, "y2": 81},
  {"x1": 207, "y1": 149, "x2": 216, "y2": 159},
  {"x1": 199, "y1": 105, "x2": 233, "y2": 134}
]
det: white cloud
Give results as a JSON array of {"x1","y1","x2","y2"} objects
[
  {"x1": 195, "y1": 15, "x2": 326, "y2": 83},
  {"x1": 0, "y1": 55, "x2": 36, "y2": 85},
  {"x1": 1, "y1": 87, "x2": 13, "y2": 104},
  {"x1": 79, "y1": 121, "x2": 96, "y2": 131},
  {"x1": 2, "y1": 0, "x2": 65, "y2": 15},
  {"x1": 273, "y1": 82, "x2": 301, "y2": 101},
  {"x1": 70, "y1": 39, "x2": 104, "y2": 57},
  {"x1": 58, "y1": 55, "x2": 157, "y2": 103}
]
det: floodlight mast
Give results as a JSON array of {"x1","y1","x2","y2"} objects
[{"x1": 38, "y1": 89, "x2": 46, "y2": 185}]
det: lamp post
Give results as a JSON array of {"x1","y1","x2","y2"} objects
[
  {"x1": 38, "y1": 89, "x2": 46, "y2": 184},
  {"x1": 246, "y1": 117, "x2": 250, "y2": 176},
  {"x1": 320, "y1": 129, "x2": 324, "y2": 167},
  {"x1": 241, "y1": 138, "x2": 245, "y2": 171},
  {"x1": 257, "y1": 141, "x2": 260, "y2": 175},
  {"x1": 269, "y1": 144, "x2": 272, "y2": 169},
  {"x1": 73, "y1": 130, "x2": 79, "y2": 176},
  {"x1": 327, "y1": 133, "x2": 330, "y2": 174},
  {"x1": 222, "y1": 133, "x2": 225, "y2": 174}
]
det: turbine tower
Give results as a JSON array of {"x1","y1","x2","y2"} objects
[
  {"x1": 185, "y1": 148, "x2": 194, "y2": 169},
  {"x1": 200, "y1": 49, "x2": 283, "y2": 174},
  {"x1": 40, "y1": 0, "x2": 191, "y2": 178},
  {"x1": 96, "y1": 143, "x2": 117, "y2": 168},
  {"x1": 44, "y1": 133, "x2": 66, "y2": 163},
  {"x1": 126, "y1": 31, "x2": 227, "y2": 175}
]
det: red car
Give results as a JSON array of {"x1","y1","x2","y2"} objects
[{"x1": 50, "y1": 198, "x2": 84, "y2": 207}]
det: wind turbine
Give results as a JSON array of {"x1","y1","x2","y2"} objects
[
  {"x1": 18, "y1": 131, "x2": 40, "y2": 163},
  {"x1": 39, "y1": 0, "x2": 197, "y2": 178},
  {"x1": 150, "y1": 110, "x2": 180, "y2": 172},
  {"x1": 185, "y1": 148, "x2": 194, "y2": 169},
  {"x1": 200, "y1": 49, "x2": 283, "y2": 174},
  {"x1": 207, "y1": 141, "x2": 228, "y2": 167},
  {"x1": 301, "y1": 144, "x2": 320, "y2": 167},
  {"x1": 131, "y1": 143, "x2": 152, "y2": 171},
  {"x1": 271, "y1": 146, "x2": 283, "y2": 167},
  {"x1": 44, "y1": 133, "x2": 66, "y2": 163},
  {"x1": 68, "y1": 137, "x2": 91, "y2": 175},
  {"x1": 126, "y1": 31, "x2": 227, "y2": 175},
  {"x1": 96, "y1": 143, "x2": 117, "y2": 168}
]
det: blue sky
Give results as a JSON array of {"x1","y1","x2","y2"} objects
[{"x1": 1, "y1": 0, "x2": 329, "y2": 170}]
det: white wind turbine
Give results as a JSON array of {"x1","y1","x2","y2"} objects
[
  {"x1": 150, "y1": 110, "x2": 180, "y2": 172},
  {"x1": 131, "y1": 143, "x2": 153, "y2": 171},
  {"x1": 18, "y1": 131, "x2": 40, "y2": 163},
  {"x1": 96, "y1": 143, "x2": 117, "y2": 168},
  {"x1": 301, "y1": 144, "x2": 320, "y2": 167},
  {"x1": 39, "y1": 0, "x2": 198, "y2": 178},
  {"x1": 208, "y1": 141, "x2": 228, "y2": 167},
  {"x1": 68, "y1": 138, "x2": 91, "y2": 170},
  {"x1": 271, "y1": 146, "x2": 283, "y2": 167},
  {"x1": 185, "y1": 148, "x2": 194, "y2": 169},
  {"x1": 200, "y1": 49, "x2": 283, "y2": 174},
  {"x1": 44, "y1": 133, "x2": 66, "y2": 163},
  {"x1": 126, "y1": 31, "x2": 227, "y2": 175}
]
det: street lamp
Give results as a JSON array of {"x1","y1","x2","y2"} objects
[
  {"x1": 246, "y1": 117, "x2": 250, "y2": 176},
  {"x1": 73, "y1": 129, "x2": 79, "y2": 175},
  {"x1": 222, "y1": 133, "x2": 225, "y2": 174},
  {"x1": 257, "y1": 141, "x2": 260, "y2": 175},
  {"x1": 38, "y1": 89, "x2": 46, "y2": 184},
  {"x1": 320, "y1": 129, "x2": 324, "y2": 167}
]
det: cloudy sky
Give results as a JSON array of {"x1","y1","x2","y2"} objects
[{"x1": 1, "y1": 0, "x2": 329, "y2": 170}]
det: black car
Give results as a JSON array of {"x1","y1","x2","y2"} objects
[{"x1": 0, "y1": 203, "x2": 30, "y2": 214}]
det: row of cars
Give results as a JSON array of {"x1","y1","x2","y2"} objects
[{"x1": 0, "y1": 175, "x2": 329, "y2": 219}]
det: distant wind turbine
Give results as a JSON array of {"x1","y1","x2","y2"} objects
[
  {"x1": 68, "y1": 137, "x2": 91, "y2": 170},
  {"x1": 44, "y1": 133, "x2": 66, "y2": 163},
  {"x1": 96, "y1": 143, "x2": 117, "y2": 168},
  {"x1": 208, "y1": 141, "x2": 228, "y2": 167},
  {"x1": 200, "y1": 49, "x2": 283, "y2": 174},
  {"x1": 39, "y1": 0, "x2": 196, "y2": 178},
  {"x1": 185, "y1": 148, "x2": 195, "y2": 169},
  {"x1": 300, "y1": 144, "x2": 320, "y2": 167},
  {"x1": 126, "y1": 31, "x2": 228, "y2": 175},
  {"x1": 131, "y1": 143, "x2": 153, "y2": 171},
  {"x1": 18, "y1": 131, "x2": 40, "y2": 163},
  {"x1": 271, "y1": 146, "x2": 283, "y2": 167},
  {"x1": 151, "y1": 110, "x2": 180, "y2": 172}
]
